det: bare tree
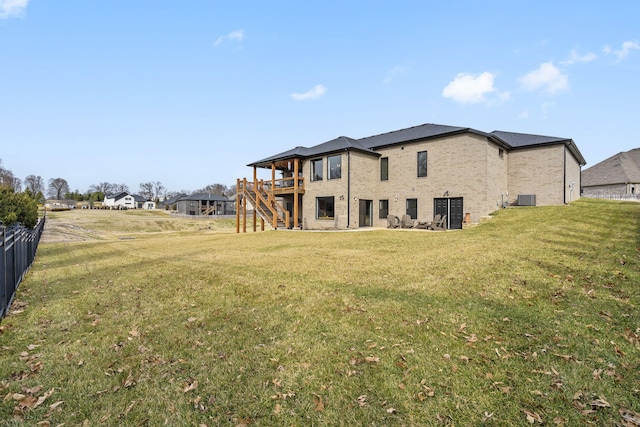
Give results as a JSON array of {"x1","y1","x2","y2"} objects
[
  {"x1": 139, "y1": 182, "x2": 154, "y2": 200},
  {"x1": 24, "y1": 175, "x2": 45, "y2": 195},
  {"x1": 139, "y1": 181, "x2": 164, "y2": 201},
  {"x1": 152, "y1": 181, "x2": 165, "y2": 202},
  {"x1": 114, "y1": 183, "x2": 129, "y2": 193},
  {"x1": 89, "y1": 182, "x2": 116, "y2": 194},
  {"x1": 0, "y1": 159, "x2": 20, "y2": 191},
  {"x1": 47, "y1": 178, "x2": 70, "y2": 200},
  {"x1": 195, "y1": 183, "x2": 229, "y2": 196}
]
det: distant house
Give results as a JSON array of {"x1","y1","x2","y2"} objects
[
  {"x1": 236, "y1": 122, "x2": 586, "y2": 231},
  {"x1": 103, "y1": 192, "x2": 136, "y2": 209},
  {"x1": 132, "y1": 194, "x2": 156, "y2": 209},
  {"x1": 159, "y1": 193, "x2": 187, "y2": 211},
  {"x1": 581, "y1": 148, "x2": 640, "y2": 198},
  {"x1": 103, "y1": 192, "x2": 154, "y2": 209},
  {"x1": 175, "y1": 193, "x2": 235, "y2": 216},
  {"x1": 44, "y1": 200, "x2": 76, "y2": 211}
]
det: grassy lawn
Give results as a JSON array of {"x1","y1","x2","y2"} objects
[{"x1": 1, "y1": 200, "x2": 639, "y2": 426}]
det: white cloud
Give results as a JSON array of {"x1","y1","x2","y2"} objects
[
  {"x1": 607, "y1": 40, "x2": 640, "y2": 61},
  {"x1": 290, "y1": 84, "x2": 327, "y2": 101},
  {"x1": 561, "y1": 49, "x2": 597, "y2": 65},
  {"x1": 214, "y1": 29, "x2": 245, "y2": 47},
  {"x1": 519, "y1": 62, "x2": 568, "y2": 94},
  {"x1": 441, "y1": 72, "x2": 497, "y2": 104},
  {"x1": 0, "y1": 0, "x2": 28, "y2": 19}
]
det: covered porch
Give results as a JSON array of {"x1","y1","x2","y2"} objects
[{"x1": 236, "y1": 158, "x2": 305, "y2": 232}]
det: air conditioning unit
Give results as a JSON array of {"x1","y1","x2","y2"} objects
[{"x1": 517, "y1": 194, "x2": 536, "y2": 206}]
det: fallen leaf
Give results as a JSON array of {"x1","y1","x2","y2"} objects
[
  {"x1": 33, "y1": 389, "x2": 54, "y2": 409},
  {"x1": 523, "y1": 409, "x2": 543, "y2": 424},
  {"x1": 365, "y1": 356, "x2": 380, "y2": 363},
  {"x1": 619, "y1": 407, "x2": 640, "y2": 426},
  {"x1": 590, "y1": 396, "x2": 610, "y2": 408},
  {"x1": 313, "y1": 394, "x2": 324, "y2": 412},
  {"x1": 386, "y1": 407, "x2": 397, "y2": 414},
  {"x1": 183, "y1": 381, "x2": 198, "y2": 393},
  {"x1": 357, "y1": 395, "x2": 367, "y2": 407},
  {"x1": 553, "y1": 416, "x2": 567, "y2": 425}
]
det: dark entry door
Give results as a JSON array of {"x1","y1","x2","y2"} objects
[
  {"x1": 433, "y1": 197, "x2": 464, "y2": 230},
  {"x1": 359, "y1": 200, "x2": 372, "y2": 227},
  {"x1": 449, "y1": 198, "x2": 463, "y2": 229}
]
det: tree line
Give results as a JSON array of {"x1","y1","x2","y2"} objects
[{"x1": 0, "y1": 158, "x2": 235, "y2": 228}]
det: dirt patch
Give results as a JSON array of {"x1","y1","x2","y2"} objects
[{"x1": 40, "y1": 222, "x2": 102, "y2": 243}]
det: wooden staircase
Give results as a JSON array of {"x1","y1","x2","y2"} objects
[{"x1": 240, "y1": 180, "x2": 290, "y2": 229}]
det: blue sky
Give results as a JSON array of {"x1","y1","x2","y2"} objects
[{"x1": 1, "y1": 1, "x2": 639, "y2": 195}]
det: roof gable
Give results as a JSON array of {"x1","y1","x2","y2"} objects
[
  {"x1": 491, "y1": 130, "x2": 586, "y2": 166},
  {"x1": 105, "y1": 191, "x2": 130, "y2": 201},
  {"x1": 359, "y1": 123, "x2": 482, "y2": 149},
  {"x1": 582, "y1": 148, "x2": 640, "y2": 186}
]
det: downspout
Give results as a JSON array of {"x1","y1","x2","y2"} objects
[
  {"x1": 563, "y1": 146, "x2": 567, "y2": 204},
  {"x1": 347, "y1": 151, "x2": 351, "y2": 228}
]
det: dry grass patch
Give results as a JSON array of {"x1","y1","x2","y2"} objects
[{"x1": 1, "y1": 199, "x2": 639, "y2": 425}]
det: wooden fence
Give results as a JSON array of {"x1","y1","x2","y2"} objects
[{"x1": 1, "y1": 217, "x2": 46, "y2": 321}]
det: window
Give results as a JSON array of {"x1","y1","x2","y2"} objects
[
  {"x1": 406, "y1": 198, "x2": 417, "y2": 219},
  {"x1": 328, "y1": 155, "x2": 341, "y2": 179},
  {"x1": 498, "y1": 148, "x2": 504, "y2": 159},
  {"x1": 417, "y1": 151, "x2": 427, "y2": 177},
  {"x1": 380, "y1": 157, "x2": 389, "y2": 181},
  {"x1": 311, "y1": 158, "x2": 323, "y2": 181},
  {"x1": 379, "y1": 200, "x2": 389, "y2": 219},
  {"x1": 316, "y1": 197, "x2": 334, "y2": 220}
]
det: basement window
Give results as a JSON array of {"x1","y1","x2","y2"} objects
[{"x1": 316, "y1": 197, "x2": 334, "y2": 220}]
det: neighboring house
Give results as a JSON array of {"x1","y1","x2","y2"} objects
[
  {"x1": 132, "y1": 194, "x2": 156, "y2": 209},
  {"x1": 581, "y1": 148, "x2": 640, "y2": 198},
  {"x1": 175, "y1": 193, "x2": 235, "y2": 216},
  {"x1": 44, "y1": 200, "x2": 76, "y2": 211},
  {"x1": 236, "y1": 122, "x2": 586, "y2": 231},
  {"x1": 103, "y1": 192, "x2": 136, "y2": 209},
  {"x1": 159, "y1": 193, "x2": 187, "y2": 211}
]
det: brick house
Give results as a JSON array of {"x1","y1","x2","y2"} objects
[
  {"x1": 175, "y1": 193, "x2": 235, "y2": 216},
  {"x1": 581, "y1": 148, "x2": 640, "y2": 198},
  {"x1": 236, "y1": 123, "x2": 585, "y2": 231}
]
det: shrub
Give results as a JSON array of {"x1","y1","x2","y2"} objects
[{"x1": 0, "y1": 185, "x2": 39, "y2": 229}]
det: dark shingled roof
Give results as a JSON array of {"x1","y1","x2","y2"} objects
[
  {"x1": 179, "y1": 193, "x2": 230, "y2": 202},
  {"x1": 248, "y1": 123, "x2": 586, "y2": 167},
  {"x1": 249, "y1": 136, "x2": 377, "y2": 167},
  {"x1": 581, "y1": 148, "x2": 640, "y2": 186},
  {"x1": 359, "y1": 123, "x2": 489, "y2": 149}
]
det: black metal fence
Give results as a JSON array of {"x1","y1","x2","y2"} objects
[{"x1": 0, "y1": 217, "x2": 46, "y2": 321}]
